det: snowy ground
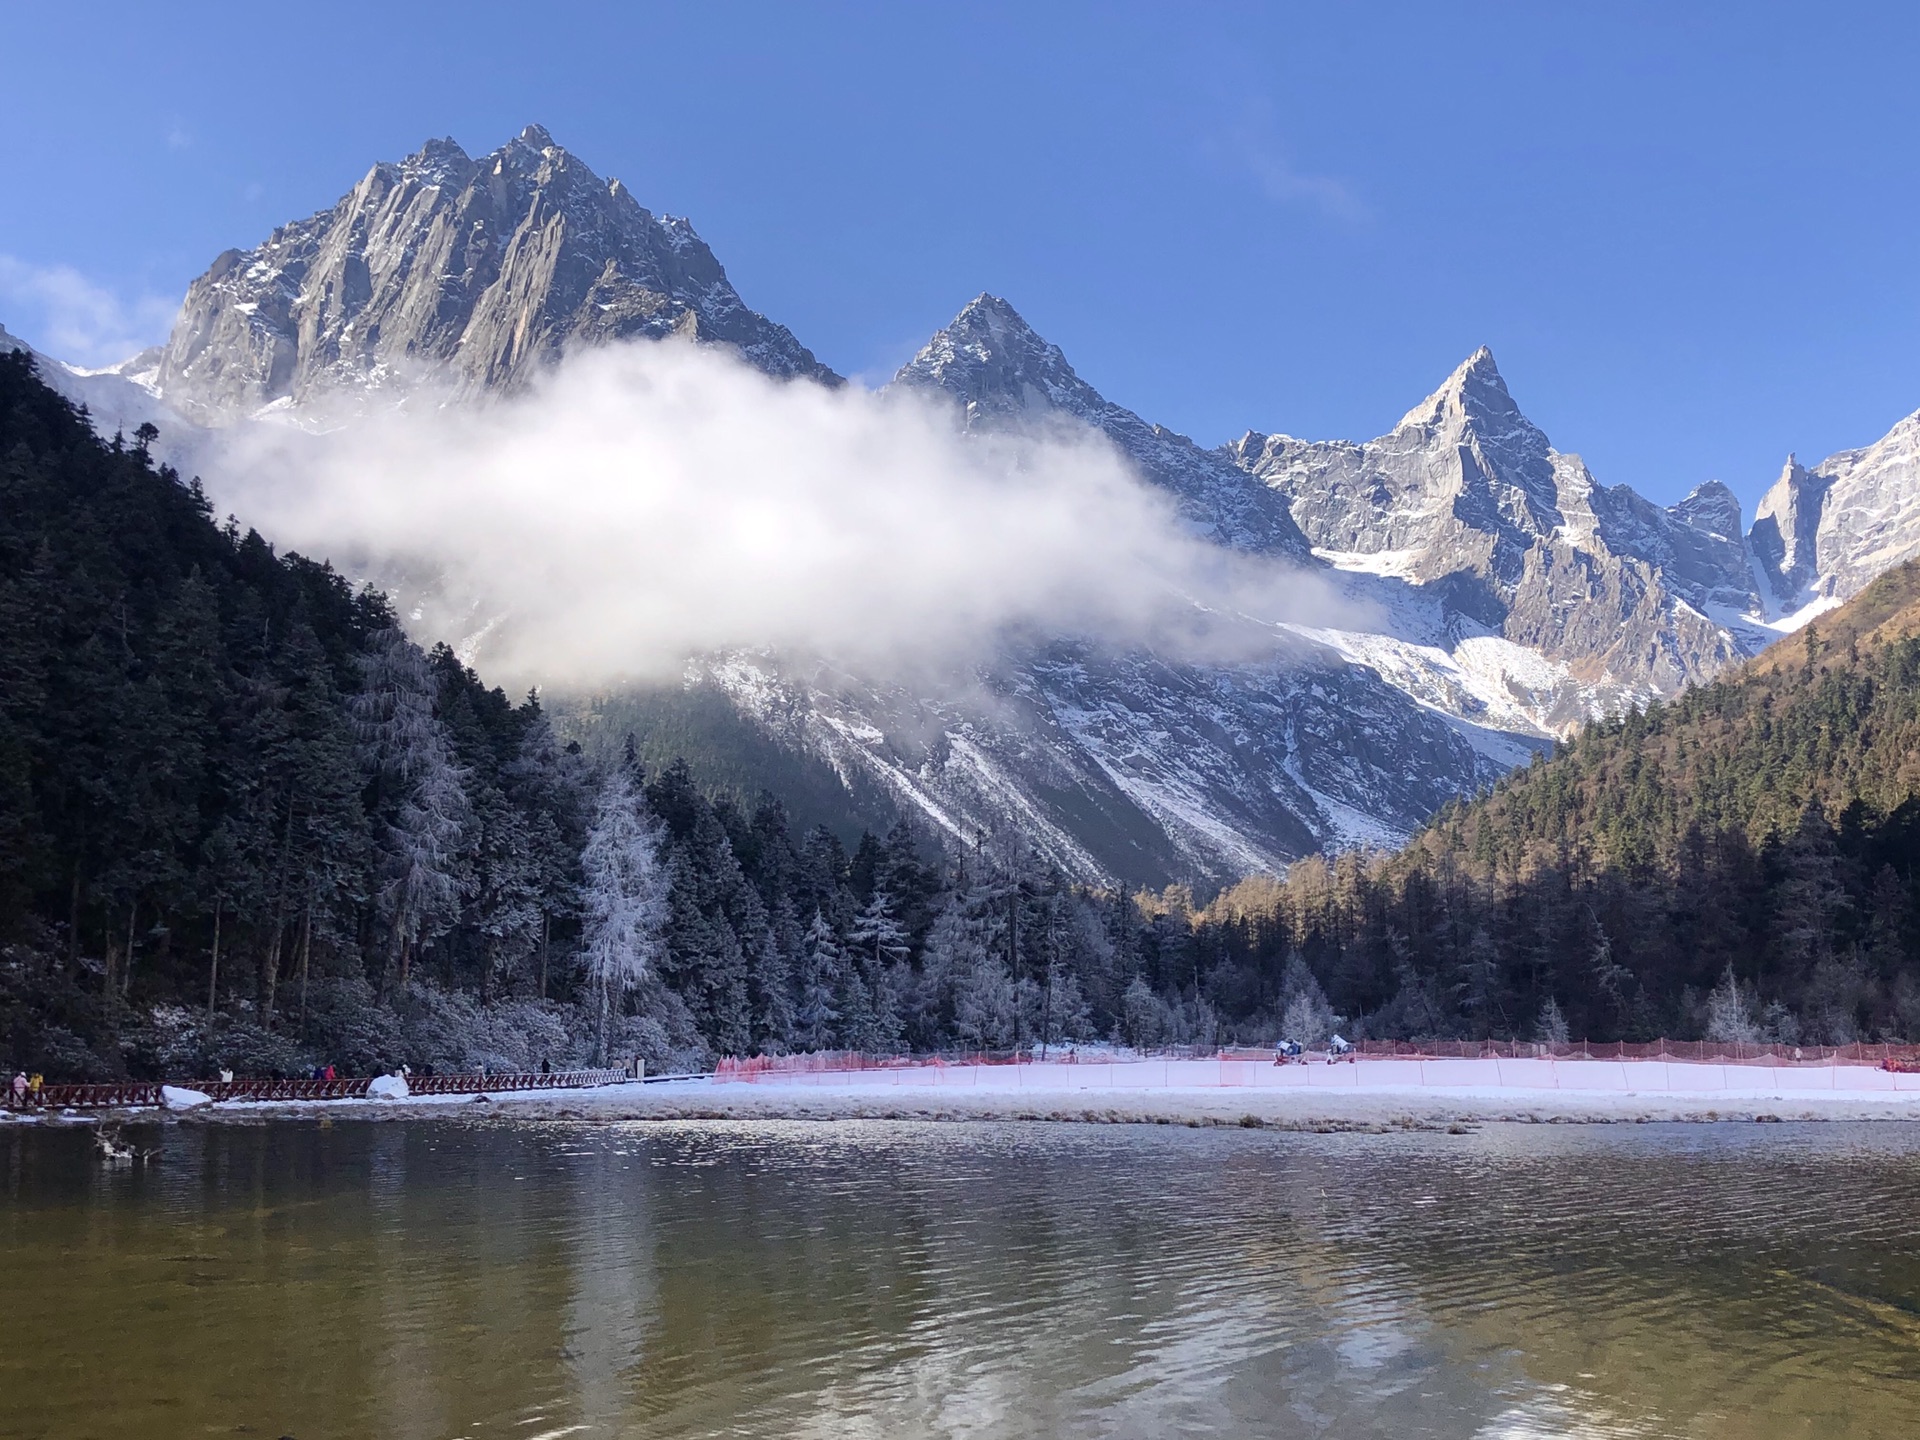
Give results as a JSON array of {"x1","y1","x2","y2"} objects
[{"x1": 13, "y1": 1059, "x2": 1920, "y2": 1128}]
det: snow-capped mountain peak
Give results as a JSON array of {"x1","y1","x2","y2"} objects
[
  {"x1": 1391, "y1": 345, "x2": 1531, "y2": 439},
  {"x1": 1672, "y1": 478, "x2": 1744, "y2": 542}
]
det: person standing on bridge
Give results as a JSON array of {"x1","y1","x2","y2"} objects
[{"x1": 10, "y1": 1072, "x2": 25, "y2": 1105}]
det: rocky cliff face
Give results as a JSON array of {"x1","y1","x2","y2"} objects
[
  {"x1": 1749, "y1": 413, "x2": 1920, "y2": 614},
  {"x1": 154, "y1": 125, "x2": 832, "y2": 421}
]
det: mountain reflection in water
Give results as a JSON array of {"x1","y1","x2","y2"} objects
[{"x1": 3, "y1": 1118, "x2": 1916, "y2": 1438}]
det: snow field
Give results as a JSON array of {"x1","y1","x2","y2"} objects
[{"x1": 717, "y1": 1057, "x2": 1920, "y2": 1102}]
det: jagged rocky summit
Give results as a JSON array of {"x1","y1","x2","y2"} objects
[
  {"x1": 18, "y1": 124, "x2": 1920, "y2": 886},
  {"x1": 154, "y1": 124, "x2": 833, "y2": 421},
  {"x1": 1750, "y1": 411, "x2": 1920, "y2": 617},
  {"x1": 893, "y1": 294, "x2": 1311, "y2": 557},
  {"x1": 1228, "y1": 346, "x2": 1766, "y2": 729}
]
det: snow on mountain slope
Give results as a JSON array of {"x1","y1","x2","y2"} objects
[
  {"x1": 694, "y1": 628, "x2": 1518, "y2": 884},
  {"x1": 872, "y1": 299, "x2": 1534, "y2": 874}
]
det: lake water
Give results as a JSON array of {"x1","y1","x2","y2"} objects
[{"x1": 3, "y1": 1117, "x2": 1918, "y2": 1439}]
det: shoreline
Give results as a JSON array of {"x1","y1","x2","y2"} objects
[{"x1": 10, "y1": 1064, "x2": 1920, "y2": 1130}]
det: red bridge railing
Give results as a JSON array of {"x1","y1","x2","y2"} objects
[{"x1": 3, "y1": 1069, "x2": 628, "y2": 1111}]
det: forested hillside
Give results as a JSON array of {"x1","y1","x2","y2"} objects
[
  {"x1": 0, "y1": 354, "x2": 1218, "y2": 1078},
  {"x1": 1189, "y1": 563, "x2": 1920, "y2": 1045}
]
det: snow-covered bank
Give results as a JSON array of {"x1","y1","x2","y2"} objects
[
  {"x1": 718, "y1": 1056, "x2": 1920, "y2": 1100},
  {"x1": 16, "y1": 1059, "x2": 1920, "y2": 1129}
]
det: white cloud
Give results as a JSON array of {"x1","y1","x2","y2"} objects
[
  {"x1": 216, "y1": 338, "x2": 1344, "y2": 690},
  {"x1": 1210, "y1": 101, "x2": 1369, "y2": 225},
  {"x1": 0, "y1": 256, "x2": 178, "y2": 368},
  {"x1": 1244, "y1": 147, "x2": 1369, "y2": 224}
]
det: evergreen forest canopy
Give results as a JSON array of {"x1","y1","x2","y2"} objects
[{"x1": 4, "y1": 349, "x2": 1920, "y2": 1081}]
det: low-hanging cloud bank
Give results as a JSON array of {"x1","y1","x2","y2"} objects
[{"x1": 219, "y1": 339, "x2": 1342, "y2": 689}]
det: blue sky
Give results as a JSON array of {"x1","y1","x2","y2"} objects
[{"x1": 5, "y1": 2, "x2": 1918, "y2": 513}]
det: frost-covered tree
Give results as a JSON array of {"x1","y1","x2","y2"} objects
[
  {"x1": 1703, "y1": 966, "x2": 1765, "y2": 1045},
  {"x1": 1040, "y1": 965, "x2": 1093, "y2": 1048},
  {"x1": 502, "y1": 692, "x2": 588, "y2": 998},
  {"x1": 579, "y1": 770, "x2": 669, "y2": 1063},
  {"x1": 844, "y1": 886, "x2": 910, "y2": 1052},
  {"x1": 1535, "y1": 996, "x2": 1571, "y2": 1046},
  {"x1": 1120, "y1": 974, "x2": 1175, "y2": 1052},
  {"x1": 952, "y1": 948, "x2": 1017, "y2": 1050},
  {"x1": 849, "y1": 885, "x2": 911, "y2": 975},
  {"x1": 352, "y1": 627, "x2": 471, "y2": 990},
  {"x1": 1278, "y1": 954, "x2": 1338, "y2": 1049},
  {"x1": 749, "y1": 921, "x2": 797, "y2": 1054},
  {"x1": 794, "y1": 910, "x2": 844, "y2": 1051}
]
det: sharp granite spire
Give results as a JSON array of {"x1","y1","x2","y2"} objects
[{"x1": 153, "y1": 126, "x2": 836, "y2": 420}]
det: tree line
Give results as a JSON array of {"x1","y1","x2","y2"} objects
[{"x1": 8, "y1": 347, "x2": 1919, "y2": 1080}]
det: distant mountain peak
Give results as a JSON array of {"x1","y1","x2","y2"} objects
[
  {"x1": 1671, "y1": 478, "x2": 1744, "y2": 542},
  {"x1": 1750, "y1": 454, "x2": 1832, "y2": 607},
  {"x1": 154, "y1": 126, "x2": 836, "y2": 418},
  {"x1": 407, "y1": 134, "x2": 471, "y2": 164},
  {"x1": 1394, "y1": 345, "x2": 1528, "y2": 438},
  {"x1": 893, "y1": 295, "x2": 1311, "y2": 557},
  {"x1": 1746, "y1": 408, "x2": 1920, "y2": 614},
  {"x1": 892, "y1": 294, "x2": 1092, "y2": 421},
  {"x1": 925, "y1": 294, "x2": 1059, "y2": 362},
  {"x1": 951, "y1": 291, "x2": 1009, "y2": 321}
]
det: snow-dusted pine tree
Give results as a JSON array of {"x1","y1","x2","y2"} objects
[
  {"x1": 1535, "y1": 996, "x2": 1571, "y2": 1046},
  {"x1": 794, "y1": 910, "x2": 844, "y2": 1052},
  {"x1": 1278, "y1": 954, "x2": 1338, "y2": 1049},
  {"x1": 849, "y1": 886, "x2": 911, "y2": 975},
  {"x1": 1704, "y1": 966, "x2": 1765, "y2": 1045},
  {"x1": 352, "y1": 628, "x2": 472, "y2": 990},
  {"x1": 580, "y1": 770, "x2": 670, "y2": 1064}
]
